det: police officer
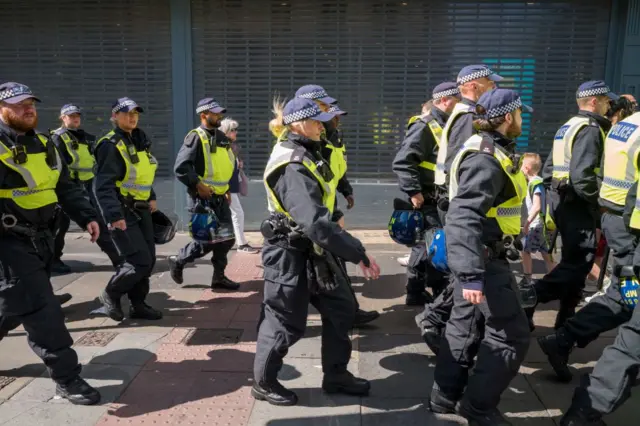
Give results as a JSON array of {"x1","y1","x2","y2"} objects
[
  {"x1": 529, "y1": 81, "x2": 615, "y2": 329},
  {"x1": 253, "y1": 98, "x2": 380, "y2": 406},
  {"x1": 393, "y1": 82, "x2": 460, "y2": 308},
  {"x1": 557, "y1": 177, "x2": 640, "y2": 425},
  {"x1": 536, "y1": 109, "x2": 638, "y2": 383},
  {"x1": 0, "y1": 82, "x2": 100, "y2": 404},
  {"x1": 51, "y1": 104, "x2": 121, "y2": 273},
  {"x1": 430, "y1": 89, "x2": 531, "y2": 425},
  {"x1": 168, "y1": 98, "x2": 239, "y2": 291},
  {"x1": 295, "y1": 85, "x2": 380, "y2": 326},
  {"x1": 93, "y1": 97, "x2": 162, "y2": 322}
]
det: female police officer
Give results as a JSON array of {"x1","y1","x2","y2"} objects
[
  {"x1": 429, "y1": 89, "x2": 531, "y2": 425},
  {"x1": 92, "y1": 97, "x2": 162, "y2": 322},
  {"x1": 253, "y1": 97, "x2": 380, "y2": 406}
]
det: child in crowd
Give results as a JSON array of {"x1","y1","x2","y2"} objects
[{"x1": 520, "y1": 153, "x2": 557, "y2": 283}]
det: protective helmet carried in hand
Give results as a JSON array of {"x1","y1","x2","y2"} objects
[
  {"x1": 152, "y1": 210, "x2": 177, "y2": 244},
  {"x1": 388, "y1": 208, "x2": 424, "y2": 247}
]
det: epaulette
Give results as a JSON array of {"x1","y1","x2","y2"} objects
[
  {"x1": 478, "y1": 137, "x2": 495, "y2": 156},
  {"x1": 290, "y1": 146, "x2": 307, "y2": 164}
]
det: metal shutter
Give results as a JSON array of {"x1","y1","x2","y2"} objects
[
  {"x1": 0, "y1": 0, "x2": 174, "y2": 176},
  {"x1": 191, "y1": 0, "x2": 611, "y2": 181}
]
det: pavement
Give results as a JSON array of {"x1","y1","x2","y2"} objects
[{"x1": 0, "y1": 230, "x2": 636, "y2": 425}]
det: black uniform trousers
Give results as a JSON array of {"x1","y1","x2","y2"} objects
[
  {"x1": 416, "y1": 281, "x2": 455, "y2": 330},
  {"x1": 407, "y1": 204, "x2": 449, "y2": 297},
  {"x1": 105, "y1": 208, "x2": 155, "y2": 305},
  {"x1": 533, "y1": 196, "x2": 597, "y2": 325},
  {"x1": 254, "y1": 239, "x2": 356, "y2": 385},
  {"x1": 572, "y1": 302, "x2": 640, "y2": 415},
  {"x1": 562, "y1": 212, "x2": 636, "y2": 347},
  {"x1": 54, "y1": 178, "x2": 120, "y2": 267},
  {"x1": 176, "y1": 195, "x2": 235, "y2": 276},
  {"x1": 433, "y1": 258, "x2": 530, "y2": 412},
  {"x1": 0, "y1": 231, "x2": 80, "y2": 384}
]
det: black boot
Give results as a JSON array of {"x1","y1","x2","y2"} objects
[
  {"x1": 168, "y1": 256, "x2": 184, "y2": 285},
  {"x1": 560, "y1": 404, "x2": 607, "y2": 426},
  {"x1": 405, "y1": 291, "x2": 432, "y2": 307},
  {"x1": 322, "y1": 371, "x2": 370, "y2": 396},
  {"x1": 51, "y1": 259, "x2": 71, "y2": 274},
  {"x1": 56, "y1": 293, "x2": 73, "y2": 306},
  {"x1": 422, "y1": 326, "x2": 443, "y2": 355},
  {"x1": 251, "y1": 381, "x2": 298, "y2": 406},
  {"x1": 55, "y1": 376, "x2": 101, "y2": 405},
  {"x1": 98, "y1": 290, "x2": 124, "y2": 322},
  {"x1": 457, "y1": 402, "x2": 513, "y2": 426},
  {"x1": 130, "y1": 303, "x2": 163, "y2": 320},
  {"x1": 353, "y1": 309, "x2": 380, "y2": 327},
  {"x1": 211, "y1": 273, "x2": 240, "y2": 291},
  {"x1": 428, "y1": 389, "x2": 457, "y2": 414},
  {"x1": 537, "y1": 330, "x2": 574, "y2": 382}
]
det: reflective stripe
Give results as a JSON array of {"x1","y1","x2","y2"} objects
[
  {"x1": 602, "y1": 176, "x2": 634, "y2": 190},
  {"x1": 553, "y1": 165, "x2": 570, "y2": 173},
  {"x1": 419, "y1": 161, "x2": 436, "y2": 171},
  {"x1": 0, "y1": 142, "x2": 38, "y2": 189},
  {"x1": 120, "y1": 183, "x2": 152, "y2": 190},
  {"x1": 495, "y1": 206, "x2": 522, "y2": 217},
  {"x1": 202, "y1": 179, "x2": 230, "y2": 186},
  {"x1": 427, "y1": 120, "x2": 443, "y2": 147},
  {"x1": 435, "y1": 102, "x2": 473, "y2": 185}
]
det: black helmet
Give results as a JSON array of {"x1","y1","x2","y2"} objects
[{"x1": 152, "y1": 210, "x2": 177, "y2": 244}]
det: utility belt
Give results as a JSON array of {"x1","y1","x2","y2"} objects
[
  {"x1": 599, "y1": 206, "x2": 623, "y2": 217},
  {"x1": 260, "y1": 213, "x2": 307, "y2": 245},
  {"x1": 0, "y1": 213, "x2": 52, "y2": 239},
  {"x1": 434, "y1": 185, "x2": 450, "y2": 213},
  {"x1": 119, "y1": 196, "x2": 150, "y2": 222},
  {"x1": 484, "y1": 235, "x2": 522, "y2": 262},
  {"x1": 551, "y1": 178, "x2": 575, "y2": 203}
]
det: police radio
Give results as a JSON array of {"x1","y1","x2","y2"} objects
[
  {"x1": 126, "y1": 143, "x2": 140, "y2": 164},
  {"x1": 11, "y1": 145, "x2": 27, "y2": 164}
]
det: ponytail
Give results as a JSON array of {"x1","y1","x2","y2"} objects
[{"x1": 269, "y1": 95, "x2": 288, "y2": 141}]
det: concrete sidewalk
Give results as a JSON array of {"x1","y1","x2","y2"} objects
[{"x1": 0, "y1": 231, "x2": 636, "y2": 425}]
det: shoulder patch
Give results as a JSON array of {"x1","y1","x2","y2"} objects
[
  {"x1": 290, "y1": 147, "x2": 307, "y2": 164},
  {"x1": 478, "y1": 138, "x2": 495, "y2": 155}
]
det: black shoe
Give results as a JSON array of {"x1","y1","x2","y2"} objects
[
  {"x1": 130, "y1": 303, "x2": 163, "y2": 320},
  {"x1": 537, "y1": 332, "x2": 573, "y2": 382},
  {"x1": 457, "y1": 402, "x2": 512, "y2": 426},
  {"x1": 55, "y1": 376, "x2": 101, "y2": 405},
  {"x1": 560, "y1": 405, "x2": 607, "y2": 426},
  {"x1": 251, "y1": 381, "x2": 298, "y2": 406},
  {"x1": 353, "y1": 309, "x2": 380, "y2": 327},
  {"x1": 428, "y1": 390, "x2": 457, "y2": 414},
  {"x1": 211, "y1": 275, "x2": 240, "y2": 291},
  {"x1": 237, "y1": 244, "x2": 260, "y2": 254},
  {"x1": 51, "y1": 259, "x2": 71, "y2": 274},
  {"x1": 98, "y1": 290, "x2": 124, "y2": 322},
  {"x1": 422, "y1": 327, "x2": 443, "y2": 356},
  {"x1": 56, "y1": 293, "x2": 73, "y2": 306},
  {"x1": 168, "y1": 256, "x2": 184, "y2": 285},
  {"x1": 405, "y1": 292, "x2": 432, "y2": 306},
  {"x1": 322, "y1": 371, "x2": 370, "y2": 396}
]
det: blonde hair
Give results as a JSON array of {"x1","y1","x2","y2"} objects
[
  {"x1": 269, "y1": 95, "x2": 288, "y2": 141},
  {"x1": 522, "y1": 152, "x2": 542, "y2": 174},
  {"x1": 421, "y1": 100, "x2": 433, "y2": 116}
]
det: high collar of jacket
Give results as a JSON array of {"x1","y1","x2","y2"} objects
[
  {"x1": 0, "y1": 119, "x2": 37, "y2": 142},
  {"x1": 480, "y1": 130, "x2": 517, "y2": 154},
  {"x1": 429, "y1": 106, "x2": 450, "y2": 126},
  {"x1": 287, "y1": 131, "x2": 322, "y2": 152},
  {"x1": 578, "y1": 110, "x2": 612, "y2": 132},
  {"x1": 461, "y1": 97, "x2": 477, "y2": 108},
  {"x1": 199, "y1": 125, "x2": 229, "y2": 147}
]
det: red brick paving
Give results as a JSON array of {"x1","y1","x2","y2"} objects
[{"x1": 97, "y1": 251, "x2": 263, "y2": 426}]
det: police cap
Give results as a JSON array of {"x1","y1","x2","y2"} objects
[
  {"x1": 328, "y1": 103, "x2": 348, "y2": 116},
  {"x1": 282, "y1": 98, "x2": 336, "y2": 125},
  {"x1": 60, "y1": 104, "x2": 81, "y2": 116},
  {"x1": 456, "y1": 65, "x2": 504, "y2": 85},
  {"x1": 295, "y1": 84, "x2": 337, "y2": 105},
  {"x1": 196, "y1": 97, "x2": 226, "y2": 114},
  {"x1": 112, "y1": 97, "x2": 144, "y2": 114},
  {"x1": 0, "y1": 82, "x2": 41, "y2": 104},
  {"x1": 576, "y1": 81, "x2": 619, "y2": 101},
  {"x1": 432, "y1": 82, "x2": 460, "y2": 100},
  {"x1": 476, "y1": 88, "x2": 533, "y2": 119}
]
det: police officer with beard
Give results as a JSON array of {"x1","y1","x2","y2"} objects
[
  {"x1": 93, "y1": 97, "x2": 163, "y2": 322},
  {"x1": 430, "y1": 89, "x2": 531, "y2": 426},
  {"x1": 51, "y1": 104, "x2": 121, "y2": 274},
  {"x1": 393, "y1": 82, "x2": 460, "y2": 308},
  {"x1": 528, "y1": 81, "x2": 615, "y2": 330},
  {"x1": 253, "y1": 98, "x2": 380, "y2": 406},
  {"x1": 0, "y1": 82, "x2": 101, "y2": 404},
  {"x1": 168, "y1": 98, "x2": 239, "y2": 291}
]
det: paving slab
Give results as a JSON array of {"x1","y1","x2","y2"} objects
[
  {"x1": 361, "y1": 398, "x2": 464, "y2": 426},
  {"x1": 2, "y1": 403, "x2": 107, "y2": 426}
]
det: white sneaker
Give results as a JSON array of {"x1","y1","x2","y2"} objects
[{"x1": 397, "y1": 254, "x2": 410, "y2": 267}]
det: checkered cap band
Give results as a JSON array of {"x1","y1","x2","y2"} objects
[
  {"x1": 196, "y1": 103, "x2": 221, "y2": 114},
  {"x1": 457, "y1": 68, "x2": 493, "y2": 85},
  {"x1": 298, "y1": 90, "x2": 328, "y2": 100},
  {"x1": 0, "y1": 85, "x2": 32, "y2": 101},
  {"x1": 486, "y1": 98, "x2": 523, "y2": 119},
  {"x1": 61, "y1": 106, "x2": 80, "y2": 115},
  {"x1": 433, "y1": 88, "x2": 460, "y2": 100},
  {"x1": 577, "y1": 87, "x2": 610, "y2": 99},
  {"x1": 328, "y1": 105, "x2": 342, "y2": 113},
  {"x1": 112, "y1": 100, "x2": 138, "y2": 113},
  {"x1": 283, "y1": 106, "x2": 320, "y2": 125}
]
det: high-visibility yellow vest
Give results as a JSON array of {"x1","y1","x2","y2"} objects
[
  {"x1": 599, "y1": 113, "x2": 640, "y2": 207},
  {"x1": 449, "y1": 134, "x2": 527, "y2": 235},
  {"x1": 96, "y1": 130, "x2": 157, "y2": 201},
  {"x1": 0, "y1": 134, "x2": 62, "y2": 209},
  {"x1": 551, "y1": 116, "x2": 604, "y2": 181},
  {"x1": 406, "y1": 116, "x2": 444, "y2": 173},
  {"x1": 435, "y1": 102, "x2": 474, "y2": 185},
  {"x1": 264, "y1": 142, "x2": 334, "y2": 219},
  {"x1": 192, "y1": 128, "x2": 235, "y2": 195},
  {"x1": 325, "y1": 142, "x2": 347, "y2": 191},
  {"x1": 629, "y1": 181, "x2": 640, "y2": 230},
  {"x1": 54, "y1": 128, "x2": 95, "y2": 182}
]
